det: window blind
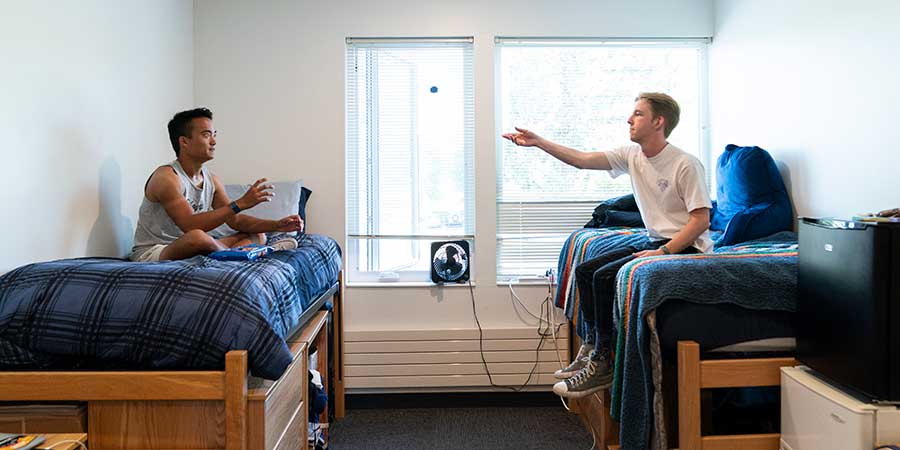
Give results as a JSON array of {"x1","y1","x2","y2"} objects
[{"x1": 346, "y1": 37, "x2": 475, "y2": 282}]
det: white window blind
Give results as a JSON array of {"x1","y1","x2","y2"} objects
[
  {"x1": 346, "y1": 37, "x2": 475, "y2": 283},
  {"x1": 495, "y1": 37, "x2": 709, "y2": 281}
]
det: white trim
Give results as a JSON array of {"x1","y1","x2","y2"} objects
[
  {"x1": 495, "y1": 36, "x2": 712, "y2": 45},
  {"x1": 345, "y1": 350, "x2": 568, "y2": 365},
  {"x1": 347, "y1": 234, "x2": 475, "y2": 240},
  {"x1": 346, "y1": 281, "x2": 476, "y2": 288},
  {"x1": 698, "y1": 43, "x2": 713, "y2": 190},
  {"x1": 345, "y1": 327, "x2": 569, "y2": 341},
  {"x1": 346, "y1": 374, "x2": 560, "y2": 389},
  {"x1": 347, "y1": 36, "x2": 474, "y2": 45}
]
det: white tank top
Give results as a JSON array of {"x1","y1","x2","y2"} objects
[{"x1": 130, "y1": 160, "x2": 216, "y2": 259}]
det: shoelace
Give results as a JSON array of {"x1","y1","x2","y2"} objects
[
  {"x1": 568, "y1": 359, "x2": 597, "y2": 386},
  {"x1": 576, "y1": 345, "x2": 593, "y2": 359},
  {"x1": 560, "y1": 346, "x2": 592, "y2": 371},
  {"x1": 561, "y1": 356, "x2": 587, "y2": 372}
]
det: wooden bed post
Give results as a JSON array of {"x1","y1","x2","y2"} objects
[
  {"x1": 678, "y1": 340, "x2": 796, "y2": 450},
  {"x1": 334, "y1": 271, "x2": 345, "y2": 419},
  {"x1": 678, "y1": 341, "x2": 702, "y2": 450},
  {"x1": 225, "y1": 350, "x2": 248, "y2": 450}
]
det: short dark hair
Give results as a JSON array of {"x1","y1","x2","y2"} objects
[
  {"x1": 635, "y1": 93, "x2": 680, "y2": 137},
  {"x1": 167, "y1": 107, "x2": 213, "y2": 156}
]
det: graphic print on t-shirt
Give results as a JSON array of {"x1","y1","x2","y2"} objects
[{"x1": 657, "y1": 178, "x2": 670, "y2": 192}]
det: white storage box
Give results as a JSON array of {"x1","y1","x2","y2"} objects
[{"x1": 781, "y1": 366, "x2": 900, "y2": 450}]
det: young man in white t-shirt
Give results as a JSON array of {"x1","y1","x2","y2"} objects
[{"x1": 502, "y1": 92, "x2": 712, "y2": 398}]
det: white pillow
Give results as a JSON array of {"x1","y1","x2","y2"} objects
[
  {"x1": 225, "y1": 180, "x2": 302, "y2": 220},
  {"x1": 212, "y1": 180, "x2": 302, "y2": 238}
]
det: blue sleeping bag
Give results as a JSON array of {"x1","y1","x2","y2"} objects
[{"x1": 711, "y1": 144, "x2": 794, "y2": 246}]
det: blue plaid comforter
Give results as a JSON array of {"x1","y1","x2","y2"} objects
[{"x1": 0, "y1": 234, "x2": 341, "y2": 380}]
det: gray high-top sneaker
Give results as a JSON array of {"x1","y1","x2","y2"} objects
[
  {"x1": 553, "y1": 343, "x2": 594, "y2": 379},
  {"x1": 551, "y1": 350, "x2": 613, "y2": 398}
]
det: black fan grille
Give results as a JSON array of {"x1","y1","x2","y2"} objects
[{"x1": 431, "y1": 241, "x2": 469, "y2": 283}]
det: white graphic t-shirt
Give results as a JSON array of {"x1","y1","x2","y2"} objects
[{"x1": 606, "y1": 143, "x2": 713, "y2": 253}]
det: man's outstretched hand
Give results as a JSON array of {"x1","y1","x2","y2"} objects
[
  {"x1": 276, "y1": 215, "x2": 304, "y2": 233},
  {"x1": 236, "y1": 178, "x2": 275, "y2": 210},
  {"x1": 502, "y1": 127, "x2": 542, "y2": 147}
]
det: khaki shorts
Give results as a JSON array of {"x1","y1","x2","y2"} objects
[{"x1": 132, "y1": 244, "x2": 167, "y2": 262}]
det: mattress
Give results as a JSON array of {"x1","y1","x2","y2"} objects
[
  {"x1": 0, "y1": 233, "x2": 341, "y2": 379},
  {"x1": 654, "y1": 300, "x2": 795, "y2": 361}
]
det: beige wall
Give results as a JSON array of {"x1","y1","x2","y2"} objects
[
  {"x1": 0, "y1": 0, "x2": 194, "y2": 272},
  {"x1": 710, "y1": 0, "x2": 900, "y2": 218}
]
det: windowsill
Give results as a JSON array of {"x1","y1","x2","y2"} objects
[
  {"x1": 497, "y1": 279, "x2": 557, "y2": 287},
  {"x1": 347, "y1": 281, "x2": 477, "y2": 288}
]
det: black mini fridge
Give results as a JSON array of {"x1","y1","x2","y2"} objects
[{"x1": 797, "y1": 217, "x2": 900, "y2": 403}]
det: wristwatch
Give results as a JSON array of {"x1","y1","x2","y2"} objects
[
  {"x1": 660, "y1": 245, "x2": 671, "y2": 255},
  {"x1": 229, "y1": 201, "x2": 242, "y2": 214}
]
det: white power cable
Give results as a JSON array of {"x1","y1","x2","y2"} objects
[
  {"x1": 508, "y1": 277, "x2": 568, "y2": 370},
  {"x1": 509, "y1": 277, "x2": 604, "y2": 450},
  {"x1": 507, "y1": 279, "x2": 564, "y2": 327}
]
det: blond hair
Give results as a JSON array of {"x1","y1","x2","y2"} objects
[{"x1": 635, "y1": 92, "x2": 680, "y2": 137}]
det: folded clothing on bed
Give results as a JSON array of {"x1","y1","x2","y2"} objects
[{"x1": 0, "y1": 233, "x2": 341, "y2": 380}]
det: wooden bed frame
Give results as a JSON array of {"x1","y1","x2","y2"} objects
[
  {"x1": 573, "y1": 338, "x2": 796, "y2": 450},
  {"x1": 0, "y1": 273, "x2": 345, "y2": 450},
  {"x1": 676, "y1": 340, "x2": 796, "y2": 450}
]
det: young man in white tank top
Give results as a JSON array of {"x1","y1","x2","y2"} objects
[
  {"x1": 503, "y1": 93, "x2": 712, "y2": 398},
  {"x1": 130, "y1": 108, "x2": 303, "y2": 262}
]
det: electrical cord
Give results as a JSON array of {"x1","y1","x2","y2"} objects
[
  {"x1": 509, "y1": 277, "x2": 569, "y2": 370},
  {"x1": 508, "y1": 281, "x2": 554, "y2": 323},
  {"x1": 475, "y1": 277, "x2": 602, "y2": 450},
  {"x1": 525, "y1": 276, "x2": 602, "y2": 450},
  {"x1": 468, "y1": 277, "x2": 564, "y2": 392}
]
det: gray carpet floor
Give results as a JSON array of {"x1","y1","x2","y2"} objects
[{"x1": 329, "y1": 405, "x2": 593, "y2": 450}]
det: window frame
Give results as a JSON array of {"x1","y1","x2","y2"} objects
[{"x1": 345, "y1": 37, "x2": 476, "y2": 284}]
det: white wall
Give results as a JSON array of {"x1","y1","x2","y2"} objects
[
  {"x1": 193, "y1": 0, "x2": 714, "y2": 332},
  {"x1": 710, "y1": 0, "x2": 900, "y2": 218},
  {"x1": 0, "y1": 0, "x2": 194, "y2": 273}
]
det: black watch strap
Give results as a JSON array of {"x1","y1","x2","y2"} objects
[
  {"x1": 229, "y1": 201, "x2": 242, "y2": 214},
  {"x1": 660, "y1": 244, "x2": 671, "y2": 255}
]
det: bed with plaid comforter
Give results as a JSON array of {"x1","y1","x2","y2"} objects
[{"x1": 0, "y1": 233, "x2": 341, "y2": 380}]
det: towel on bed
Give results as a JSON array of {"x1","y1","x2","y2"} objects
[
  {"x1": 609, "y1": 231, "x2": 798, "y2": 450},
  {"x1": 0, "y1": 233, "x2": 341, "y2": 380}
]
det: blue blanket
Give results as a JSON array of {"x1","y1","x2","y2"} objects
[
  {"x1": 0, "y1": 233, "x2": 341, "y2": 380},
  {"x1": 553, "y1": 228, "x2": 649, "y2": 340},
  {"x1": 610, "y1": 232, "x2": 798, "y2": 450}
]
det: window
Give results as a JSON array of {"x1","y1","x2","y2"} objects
[
  {"x1": 346, "y1": 37, "x2": 475, "y2": 283},
  {"x1": 496, "y1": 37, "x2": 709, "y2": 282}
]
